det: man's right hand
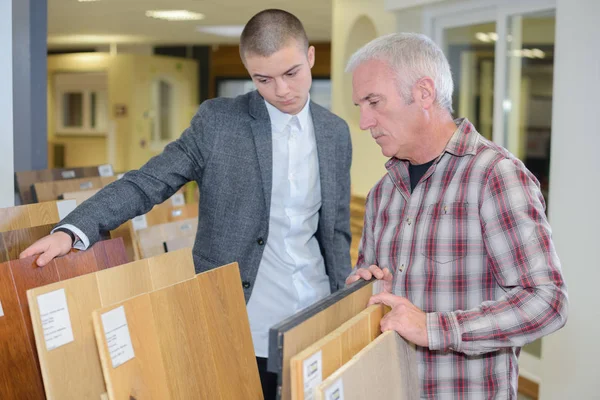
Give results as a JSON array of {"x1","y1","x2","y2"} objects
[
  {"x1": 345, "y1": 264, "x2": 394, "y2": 293},
  {"x1": 19, "y1": 231, "x2": 73, "y2": 267}
]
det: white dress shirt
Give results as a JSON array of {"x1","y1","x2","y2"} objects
[
  {"x1": 246, "y1": 98, "x2": 330, "y2": 357},
  {"x1": 54, "y1": 97, "x2": 330, "y2": 358}
]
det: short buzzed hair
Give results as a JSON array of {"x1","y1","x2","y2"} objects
[{"x1": 240, "y1": 9, "x2": 309, "y2": 62}]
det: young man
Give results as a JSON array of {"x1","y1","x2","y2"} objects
[
  {"x1": 22, "y1": 10, "x2": 352, "y2": 399},
  {"x1": 345, "y1": 33, "x2": 567, "y2": 399}
]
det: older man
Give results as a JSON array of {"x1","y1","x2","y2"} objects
[{"x1": 346, "y1": 33, "x2": 567, "y2": 399}]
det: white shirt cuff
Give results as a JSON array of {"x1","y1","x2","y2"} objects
[{"x1": 52, "y1": 224, "x2": 90, "y2": 250}]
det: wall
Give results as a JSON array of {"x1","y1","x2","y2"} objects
[
  {"x1": 47, "y1": 53, "x2": 198, "y2": 172},
  {"x1": 331, "y1": 0, "x2": 417, "y2": 197},
  {"x1": 540, "y1": 0, "x2": 600, "y2": 397},
  {"x1": 0, "y1": 0, "x2": 14, "y2": 207}
]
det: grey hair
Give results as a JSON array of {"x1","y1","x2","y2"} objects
[{"x1": 346, "y1": 33, "x2": 454, "y2": 113}]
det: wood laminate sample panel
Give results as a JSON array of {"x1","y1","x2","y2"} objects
[
  {"x1": 269, "y1": 280, "x2": 374, "y2": 400},
  {"x1": 93, "y1": 263, "x2": 262, "y2": 400},
  {"x1": 163, "y1": 235, "x2": 195, "y2": 253},
  {"x1": 93, "y1": 295, "x2": 170, "y2": 400},
  {"x1": 0, "y1": 225, "x2": 54, "y2": 262},
  {"x1": 0, "y1": 261, "x2": 46, "y2": 399},
  {"x1": 195, "y1": 262, "x2": 262, "y2": 399},
  {"x1": 290, "y1": 305, "x2": 386, "y2": 400},
  {"x1": 146, "y1": 248, "x2": 195, "y2": 290},
  {"x1": 90, "y1": 238, "x2": 128, "y2": 271},
  {"x1": 0, "y1": 201, "x2": 64, "y2": 232},
  {"x1": 96, "y1": 259, "x2": 153, "y2": 307},
  {"x1": 28, "y1": 273, "x2": 105, "y2": 400},
  {"x1": 32, "y1": 176, "x2": 116, "y2": 203},
  {"x1": 137, "y1": 218, "x2": 197, "y2": 259},
  {"x1": 60, "y1": 188, "x2": 100, "y2": 205},
  {"x1": 15, "y1": 166, "x2": 102, "y2": 205},
  {"x1": 314, "y1": 331, "x2": 419, "y2": 400}
]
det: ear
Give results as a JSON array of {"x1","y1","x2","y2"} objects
[
  {"x1": 307, "y1": 45, "x2": 315, "y2": 69},
  {"x1": 414, "y1": 77, "x2": 436, "y2": 109}
]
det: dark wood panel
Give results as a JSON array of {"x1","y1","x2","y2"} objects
[
  {"x1": 0, "y1": 261, "x2": 46, "y2": 399},
  {"x1": 91, "y1": 237, "x2": 128, "y2": 270},
  {"x1": 0, "y1": 235, "x2": 7, "y2": 264},
  {"x1": 9, "y1": 257, "x2": 61, "y2": 366},
  {"x1": 0, "y1": 225, "x2": 54, "y2": 262}
]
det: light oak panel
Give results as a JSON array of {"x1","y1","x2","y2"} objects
[{"x1": 314, "y1": 331, "x2": 419, "y2": 400}]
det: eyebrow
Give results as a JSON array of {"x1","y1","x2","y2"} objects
[
  {"x1": 251, "y1": 64, "x2": 303, "y2": 79},
  {"x1": 354, "y1": 93, "x2": 378, "y2": 106}
]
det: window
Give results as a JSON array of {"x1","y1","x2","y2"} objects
[{"x1": 54, "y1": 72, "x2": 108, "y2": 135}]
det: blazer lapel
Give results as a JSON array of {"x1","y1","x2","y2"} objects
[
  {"x1": 311, "y1": 103, "x2": 336, "y2": 234},
  {"x1": 249, "y1": 91, "x2": 273, "y2": 212}
]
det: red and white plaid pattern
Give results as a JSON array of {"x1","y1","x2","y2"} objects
[{"x1": 356, "y1": 119, "x2": 568, "y2": 399}]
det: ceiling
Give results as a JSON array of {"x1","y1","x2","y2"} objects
[{"x1": 48, "y1": 0, "x2": 334, "y2": 49}]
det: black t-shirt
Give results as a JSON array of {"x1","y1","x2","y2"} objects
[{"x1": 408, "y1": 159, "x2": 435, "y2": 192}]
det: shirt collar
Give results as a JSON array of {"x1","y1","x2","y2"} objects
[
  {"x1": 264, "y1": 95, "x2": 311, "y2": 133},
  {"x1": 384, "y1": 117, "x2": 480, "y2": 171}
]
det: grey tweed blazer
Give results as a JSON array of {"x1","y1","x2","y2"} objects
[{"x1": 59, "y1": 90, "x2": 353, "y2": 301}]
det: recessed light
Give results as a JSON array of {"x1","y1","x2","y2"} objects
[
  {"x1": 196, "y1": 25, "x2": 245, "y2": 38},
  {"x1": 145, "y1": 10, "x2": 205, "y2": 21}
]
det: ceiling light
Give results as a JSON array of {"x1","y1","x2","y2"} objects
[
  {"x1": 488, "y1": 32, "x2": 498, "y2": 41},
  {"x1": 145, "y1": 10, "x2": 205, "y2": 21},
  {"x1": 196, "y1": 25, "x2": 245, "y2": 38},
  {"x1": 475, "y1": 32, "x2": 491, "y2": 43}
]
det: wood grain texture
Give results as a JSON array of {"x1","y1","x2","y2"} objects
[
  {"x1": 290, "y1": 305, "x2": 386, "y2": 400},
  {"x1": 27, "y1": 273, "x2": 106, "y2": 400},
  {"x1": 314, "y1": 331, "x2": 419, "y2": 400},
  {"x1": 280, "y1": 282, "x2": 374, "y2": 400},
  {"x1": 109, "y1": 222, "x2": 137, "y2": 262},
  {"x1": 94, "y1": 263, "x2": 262, "y2": 400},
  {"x1": 90, "y1": 238, "x2": 128, "y2": 271},
  {"x1": 0, "y1": 261, "x2": 46, "y2": 399},
  {"x1": 96, "y1": 259, "x2": 152, "y2": 307},
  {"x1": 0, "y1": 235, "x2": 7, "y2": 264},
  {"x1": 146, "y1": 248, "x2": 195, "y2": 290},
  {"x1": 32, "y1": 176, "x2": 116, "y2": 203},
  {"x1": 60, "y1": 188, "x2": 100, "y2": 205},
  {"x1": 10, "y1": 256, "x2": 61, "y2": 357},
  {"x1": 0, "y1": 225, "x2": 55, "y2": 262},
  {"x1": 93, "y1": 296, "x2": 171, "y2": 400},
  {"x1": 0, "y1": 201, "x2": 62, "y2": 232},
  {"x1": 195, "y1": 262, "x2": 263, "y2": 399},
  {"x1": 151, "y1": 278, "x2": 220, "y2": 399}
]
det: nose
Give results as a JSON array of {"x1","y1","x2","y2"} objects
[
  {"x1": 359, "y1": 109, "x2": 376, "y2": 131},
  {"x1": 275, "y1": 78, "x2": 290, "y2": 98}
]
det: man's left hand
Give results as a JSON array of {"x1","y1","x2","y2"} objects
[{"x1": 368, "y1": 292, "x2": 429, "y2": 347}]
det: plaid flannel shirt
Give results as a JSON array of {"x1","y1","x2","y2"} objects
[{"x1": 356, "y1": 118, "x2": 568, "y2": 399}]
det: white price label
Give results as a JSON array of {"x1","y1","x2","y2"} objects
[
  {"x1": 0, "y1": 300, "x2": 4, "y2": 318},
  {"x1": 324, "y1": 378, "x2": 344, "y2": 400},
  {"x1": 303, "y1": 351, "x2": 323, "y2": 400},
  {"x1": 37, "y1": 289, "x2": 75, "y2": 351},
  {"x1": 101, "y1": 306, "x2": 135, "y2": 368},
  {"x1": 56, "y1": 199, "x2": 77, "y2": 220},
  {"x1": 79, "y1": 181, "x2": 93, "y2": 190},
  {"x1": 98, "y1": 164, "x2": 114, "y2": 177},
  {"x1": 61, "y1": 170, "x2": 76, "y2": 179},
  {"x1": 170, "y1": 193, "x2": 185, "y2": 207},
  {"x1": 131, "y1": 215, "x2": 148, "y2": 231}
]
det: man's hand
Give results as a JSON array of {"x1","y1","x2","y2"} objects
[
  {"x1": 345, "y1": 264, "x2": 393, "y2": 293},
  {"x1": 368, "y1": 292, "x2": 429, "y2": 347},
  {"x1": 19, "y1": 231, "x2": 73, "y2": 267}
]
